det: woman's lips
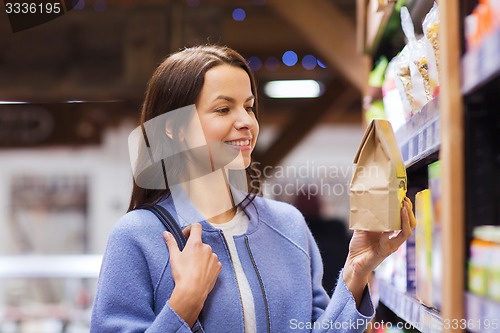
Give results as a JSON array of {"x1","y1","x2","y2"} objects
[{"x1": 223, "y1": 139, "x2": 252, "y2": 151}]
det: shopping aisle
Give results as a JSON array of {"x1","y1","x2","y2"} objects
[{"x1": 358, "y1": 0, "x2": 500, "y2": 332}]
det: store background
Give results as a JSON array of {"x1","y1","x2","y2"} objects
[
  {"x1": 2, "y1": 0, "x2": 499, "y2": 332},
  {"x1": 0, "y1": 1, "x2": 365, "y2": 331}
]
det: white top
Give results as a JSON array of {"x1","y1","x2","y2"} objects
[{"x1": 210, "y1": 209, "x2": 256, "y2": 333}]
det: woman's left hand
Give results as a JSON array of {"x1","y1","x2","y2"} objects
[{"x1": 343, "y1": 197, "x2": 417, "y2": 307}]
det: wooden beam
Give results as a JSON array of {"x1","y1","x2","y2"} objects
[
  {"x1": 439, "y1": 1, "x2": 464, "y2": 331},
  {"x1": 356, "y1": 0, "x2": 368, "y2": 54},
  {"x1": 254, "y1": 80, "x2": 359, "y2": 168},
  {"x1": 223, "y1": 16, "x2": 310, "y2": 54},
  {"x1": 268, "y1": 0, "x2": 366, "y2": 92}
]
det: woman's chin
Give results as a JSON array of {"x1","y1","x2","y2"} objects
[{"x1": 223, "y1": 154, "x2": 252, "y2": 170}]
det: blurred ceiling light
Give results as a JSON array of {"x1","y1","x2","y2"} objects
[
  {"x1": 302, "y1": 55, "x2": 317, "y2": 70},
  {"x1": 0, "y1": 101, "x2": 28, "y2": 104},
  {"x1": 317, "y1": 59, "x2": 327, "y2": 69},
  {"x1": 232, "y1": 8, "x2": 246, "y2": 21},
  {"x1": 282, "y1": 50, "x2": 298, "y2": 66},
  {"x1": 264, "y1": 80, "x2": 323, "y2": 98},
  {"x1": 247, "y1": 56, "x2": 262, "y2": 71}
]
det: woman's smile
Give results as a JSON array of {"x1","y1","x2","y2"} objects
[{"x1": 223, "y1": 138, "x2": 252, "y2": 150}]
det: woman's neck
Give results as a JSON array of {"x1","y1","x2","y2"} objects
[{"x1": 181, "y1": 168, "x2": 237, "y2": 224}]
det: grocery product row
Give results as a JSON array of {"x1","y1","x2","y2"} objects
[{"x1": 362, "y1": 0, "x2": 500, "y2": 332}]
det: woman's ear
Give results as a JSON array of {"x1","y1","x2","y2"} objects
[
  {"x1": 165, "y1": 120, "x2": 185, "y2": 142},
  {"x1": 165, "y1": 120, "x2": 174, "y2": 140},
  {"x1": 165, "y1": 118, "x2": 174, "y2": 140}
]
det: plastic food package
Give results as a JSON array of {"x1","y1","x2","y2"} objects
[
  {"x1": 394, "y1": 46, "x2": 419, "y2": 117},
  {"x1": 400, "y1": 7, "x2": 433, "y2": 104},
  {"x1": 413, "y1": 45, "x2": 434, "y2": 101},
  {"x1": 394, "y1": 7, "x2": 435, "y2": 118},
  {"x1": 382, "y1": 57, "x2": 406, "y2": 131},
  {"x1": 422, "y1": 2, "x2": 440, "y2": 76},
  {"x1": 403, "y1": 4, "x2": 438, "y2": 100}
]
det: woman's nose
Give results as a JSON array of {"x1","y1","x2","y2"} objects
[{"x1": 233, "y1": 107, "x2": 254, "y2": 130}]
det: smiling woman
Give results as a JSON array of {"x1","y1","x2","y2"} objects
[
  {"x1": 194, "y1": 64, "x2": 259, "y2": 168},
  {"x1": 90, "y1": 44, "x2": 416, "y2": 333},
  {"x1": 126, "y1": 45, "x2": 262, "y2": 212}
]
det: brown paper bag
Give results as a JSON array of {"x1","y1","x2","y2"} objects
[{"x1": 349, "y1": 119, "x2": 407, "y2": 231}]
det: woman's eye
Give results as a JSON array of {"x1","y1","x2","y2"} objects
[
  {"x1": 245, "y1": 106, "x2": 255, "y2": 113},
  {"x1": 215, "y1": 107, "x2": 230, "y2": 114}
]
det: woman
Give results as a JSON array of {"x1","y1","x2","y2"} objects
[{"x1": 90, "y1": 45, "x2": 416, "y2": 333}]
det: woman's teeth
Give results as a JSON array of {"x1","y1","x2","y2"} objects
[{"x1": 225, "y1": 140, "x2": 250, "y2": 146}]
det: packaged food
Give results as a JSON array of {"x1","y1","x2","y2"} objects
[
  {"x1": 469, "y1": 239, "x2": 492, "y2": 296},
  {"x1": 490, "y1": 242, "x2": 500, "y2": 301},
  {"x1": 415, "y1": 189, "x2": 433, "y2": 307},
  {"x1": 470, "y1": 225, "x2": 500, "y2": 301},
  {"x1": 395, "y1": 7, "x2": 430, "y2": 117},
  {"x1": 428, "y1": 161, "x2": 442, "y2": 310},
  {"x1": 413, "y1": 46, "x2": 434, "y2": 101},
  {"x1": 349, "y1": 119, "x2": 407, "y2": 232},
  {"x1": 422, "y1": 2, "x2": 440, "y2": 75},
  {"x1": 394, "y1": 46, "x2": 420, "y2": 117},
  {"x1": 382, "y1": 57, "x2": 406, "y2": 131},
  {"x1": 401, "y1": 6, "x2": 434, "y2": 103},
  {"x1": 465, "y1": 0, "x2": 500, "y2": 50}
]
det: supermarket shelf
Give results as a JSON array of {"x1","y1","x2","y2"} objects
[
  {"x1": 378, "y1": 279, "x2": 442, "y2": 333},
  {"x1": 395, "y1": 98, "x2": 440, "y2": 168},
  {"x1": 466, "y1": 292, "x2": 500, "y2": 333},
  {"x1": 0, "y1": 255, "x2": 102, "y2": 278},
  {"x1": 462, "y1": 28, "x2": 500, "y2": 95}
]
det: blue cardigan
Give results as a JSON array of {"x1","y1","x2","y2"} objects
[{"x1": 90, "y1": 193, "x2": 374, "y2": 332}]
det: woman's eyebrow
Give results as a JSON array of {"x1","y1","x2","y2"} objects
[{"x1": 212, "y1": 95, "x2": 255, "y2": 103}]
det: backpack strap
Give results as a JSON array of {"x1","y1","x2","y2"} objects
[
  {"x1": 142, "y1": 204, "x2": 187, "y2": 250},
  {"x1": 140, "y1": 205, "x2": 206, "y2": 332}
]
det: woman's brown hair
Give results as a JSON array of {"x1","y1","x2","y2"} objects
[{"x1": 127, "y1": 45, "x2": 261, "y2": 212}]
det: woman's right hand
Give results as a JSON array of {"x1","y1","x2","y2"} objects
[{"x1": 164, "y1": 223, "x2": 222, "y2": 327}]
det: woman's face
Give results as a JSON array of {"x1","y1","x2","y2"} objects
[{"x1": 191, "y1": 64, "x2": 259, "y2": 169}]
